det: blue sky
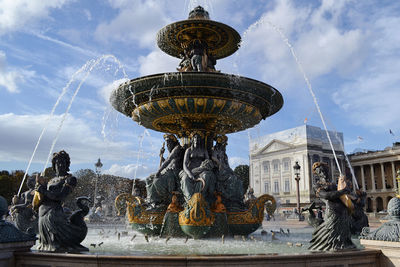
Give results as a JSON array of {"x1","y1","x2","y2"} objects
[{"x1": 0, "y1": 0, "x2": 399, "y2": 179}]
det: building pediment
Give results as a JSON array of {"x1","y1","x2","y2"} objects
[{"x1": 254, "y1": 139, "x2": 295, "y2": 155}]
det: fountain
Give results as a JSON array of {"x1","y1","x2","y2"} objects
[
  {"x1": 4, "y1": 5, "x2": 386, "y2": 267},
  {"x1": 111, "y1": 5, "x2": 280, "y2": 239}
]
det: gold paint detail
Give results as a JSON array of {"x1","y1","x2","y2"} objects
[
  {"x1": 125, "y1": 196, "x2": 165, "y2": 225},
  {"x1": 179, "y1": 193, "x2": 215, "y2": 226},
  {"x1": 227, "y1": 194, "x2": 276, "y2": 225},
  {"x1": 114, "y1": 193, "x2": 134, "y2": 216}
]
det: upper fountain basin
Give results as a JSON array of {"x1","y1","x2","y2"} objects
[{"x1": 110, "y1": 72, "x2": 283, "y2": 135}]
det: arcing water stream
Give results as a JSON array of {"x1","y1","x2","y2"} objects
[
  {"x1": 18, "y1": 55, "x2": 127, "y2": 196},
  {"x1": 241, "y1": 16, "x2": 359, "y2": 189}
]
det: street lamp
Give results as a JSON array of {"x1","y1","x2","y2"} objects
[
  {"x1": 94, "y1": 158, "x2": 103, "y2": 207},
  {"x1": 293, "y1": 161, "x2": 301, "y2": 221}
]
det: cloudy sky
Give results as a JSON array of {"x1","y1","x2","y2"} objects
[{"x1": 0, "y1": 0, "x2": 399, "y2": 179}]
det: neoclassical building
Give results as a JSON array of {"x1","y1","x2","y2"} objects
[
  {"x1": 249, "y1": 125, "x2": 346, "y2": 209},
  {"x1": 349, "y1": 144, "x2": 400, "y2": 213}
]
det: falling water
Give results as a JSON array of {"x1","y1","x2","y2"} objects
[
  {"x1": 41, "y1": 55, "x2": 127, "y2": 174},
  {"x1": 17, "y1": 54, "x2": 127, "y2": 195},
  {"x1": 18, "y1": 60, "x2": 96, "y2": 195},
  {"x1": 242, "y1": 16, "x2": 359, "y2": 188},
  {"x1": 132, "y1": 129, "x2": 150, "y2": 194}
]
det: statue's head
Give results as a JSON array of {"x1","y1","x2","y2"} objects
[
  {"x1": 188, "y1": 6, "x2": 210, "y2": 20},
  {"x1": 52, "y1": 150, "x2": 70, "y2": 176},
  {"x1": 215, "y1": 135, "x2": 228, "y2": 147},
  {"x1": 312, "y1": 162, "x2": 329, "y2": 181},
  {"x1": 190, "y1": 131, "x2": 205, "y2": 148},
  {"x1": 26, "y1": 176, "x2": 36, "y2": 189},
  {"x1": 163, "y1": 134, "x2": 178, "y2": 151}
]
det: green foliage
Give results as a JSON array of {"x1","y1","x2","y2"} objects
[
  {"x1": 0, "y1": 170, "x2": 28, "y2": 204},
  {"x1": 234, "y1": 164, "x2": 249, "y2": 193},
  {"x1": 64, "y1": 169, "x2": 96, "y2": 209}
]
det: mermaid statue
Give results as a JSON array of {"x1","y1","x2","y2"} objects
[
  {"x1": 35, "y1": 150, "x2": 90, "y2": 252},
  {"x1": 309, "y1": 162, "x2": 356, "y2": 251}
]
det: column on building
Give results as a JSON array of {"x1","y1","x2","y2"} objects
[
  {"x1": 391, "y1": 161, "x2": 397, "y2": 190},
  {"x1": 380, "y1": 163, "x2": 386, "y2": 191},
  {"x1": 360, "y1": 165, "x2": 366, "y2": 191},
  {"x1": 370, "y1": 164, "x2": 376, "y2": 191}
]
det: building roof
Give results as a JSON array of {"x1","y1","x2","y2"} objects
[{"x1": 249, "y1": 125, "x2": 344, "y2": 155}]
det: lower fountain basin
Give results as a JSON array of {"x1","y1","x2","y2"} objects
[{"x1": 110, "y1": 72, "x2": 283, "y2": 135}]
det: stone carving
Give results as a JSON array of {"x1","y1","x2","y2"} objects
[
  {"x1": 146, "y1": 134, "x2": 184, "y2": 211},
  {"x1": 10, "y1": 176, "x2": 38, "y2": 234},
  {"x1": 35, "y1": 150, "x2": 90, "y2": 252},
  {"x1": 309, "y1": 162, "x2": 356, "y2": 251}
]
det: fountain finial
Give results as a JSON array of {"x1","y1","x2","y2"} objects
[{"x1": 188, "y1": 6, "x2": 210, "y2": 20}]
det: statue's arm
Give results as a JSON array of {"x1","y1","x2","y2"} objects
[
  {"x1": 157, "y1": 147, "x2": 178, "y2": 175},
  {"x1": 37, "y1": 177, "x2": 76, "y2": 201},
  {"x1": 318, "y1": 188, "x2": 350, "y2": 201},
  {"x1": 183, "y1": 148, "x2": 195, "y2": 180},
  {"x1": 211, "y1": 149, "x2": 220, "y2": 168}
]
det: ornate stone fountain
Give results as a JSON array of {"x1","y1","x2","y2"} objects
[{"x1": 111, "y1": 6, "x2": 281, "y2": 239}]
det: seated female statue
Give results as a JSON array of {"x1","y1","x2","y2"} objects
[
  {"x1": 36, "y1": 150, "x2": 89, "y2": 252},
  {"x1": 180, "y1": 132, "x2": 216, "y2": 204}
]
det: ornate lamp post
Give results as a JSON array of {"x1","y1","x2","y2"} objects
[
  {"x1": 94, "y1": 158, "x2": 103, "y2": 207},
  {"x1": 293, "y1": 161, "x2": 301, "y2": 221}
]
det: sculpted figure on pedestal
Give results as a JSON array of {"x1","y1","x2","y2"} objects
[
  {"x1": 146, "y1": 134, "x2": 184, "y2": 210},
  {"x1": 309, "y1": 162, "x2": 356, "y2": 251},
  {"x1": 36, "y1": 150, "x2": 90, "y2": 252}
]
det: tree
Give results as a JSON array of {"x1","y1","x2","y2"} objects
[
  {"x1": 64, "y1": 169, "x2": 97, "y2": 209},
  {"x1": 0, "y1": 170, "x2": 28, "y2": 204},
  {"x1": 234, "y1": 164, "x2": 249, "y2": 193}
]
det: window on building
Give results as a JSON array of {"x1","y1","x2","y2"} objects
[
  {"x1": 274, "y1": 181, "x2": 279, "y2": 193},
  {"x1": 273, "y1": 163, "x2": 279, "y2": 172},
  {"x1": 284, "y1": 180, "x2": 290, "y2": 192},
  {"x1": 264, "y1": 182, "x2": 270, "y2": 193},
  {"x1": 283, "y1": 161, "x2": 289, "y2": 171},
  {"x1": 263, "y1": 161, "x2": 269, "y2": 173}
]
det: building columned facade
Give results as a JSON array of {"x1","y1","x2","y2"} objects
[
  {"x1": 249, "y1": 125, "x2": 345, "y2": 209},
  {"x1": 349, "y1": 144, "x2": 400, "y2": 213}
]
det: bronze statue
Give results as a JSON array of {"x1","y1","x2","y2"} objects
[
  {"x1": 11, "y1": 176, "x2": 38, "y2": 234},
  {"x1": 145, "y1": 134, "x2": 184, "y2": 210},
  {"x1": 350, "y1": 189, "x2": 369, "y2": 235},
  {"x1": 212, "y1": 135, "x2": 245, "y2": 211},
  {"x1": 180, "y1": 132, "x2": 216, "y2": 204},
  {"x1": 35, "y1": 150, "x2": 90, "y2": 252},
  {"x1": 309, "y1": 162, "x2": 356, "y2": 251}
]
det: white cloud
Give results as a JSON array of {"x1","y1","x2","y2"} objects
[
  {"x1": 138, "y1": 50, "x2": 178, "y2": 76},
  {"x1": 229, "y1": 156, "x2": 249, "y2": 169},
  {"x1": 0, "y1": 113, "x2": 137, "y2": 165},
  {"x1": 0, "y1": 0, "x2": 69, "y2": 35},
  {"x1": 0, "y1": 50, "x2": 35, "y2": 93},
  {"x1": 332, "y1": 15, "x2": 400, "y2": 131},
  {"x1": 104, "y1": 163, "x2": 157, "y2": 179},
  {"x1": 236, "y1": 0, "x2": 364, "y2": 89},
  {"x1": 94, "y1": 1, "x2": 170, "y2": 48},
  {"x1": 100, "y1": 78, "x2": 129, "y2": 103}
]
